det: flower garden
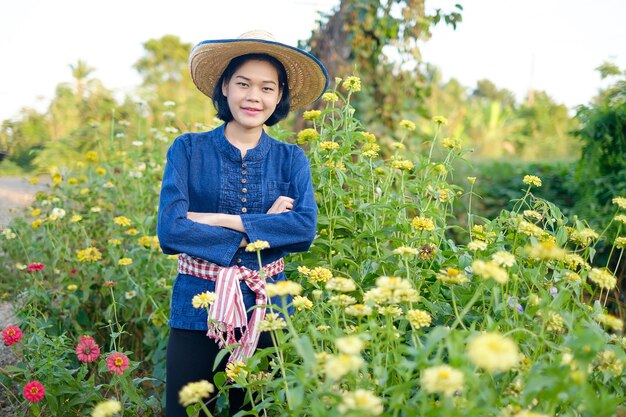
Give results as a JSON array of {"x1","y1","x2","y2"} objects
[{"x1": 1, "y1": 76, "x2": 625, "y2": 417}]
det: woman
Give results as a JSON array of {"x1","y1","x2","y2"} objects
[{"x1": 157, "y1": 30, "x2": 328, "y2": 416}]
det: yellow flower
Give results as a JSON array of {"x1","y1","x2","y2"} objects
[
  {"x1": 85, "y1": 151, "x2": 98, "y2": 162},
  {"x1": 390, "y1": 142, "x2": 406, "y2": 150},
  {"x1": 588, "y1": 268, "x2": 617, "y2": 290},
  {"x1": 31, "y1": 219, "x2": 43, "y2": 229},
  {"x1": 517, "y1": 220, "x2": 544, "y2": 237},
  {"x1": 522, "y1": 175, "x2": 542, "y2": 187},
  {"x1": 1, "y1": 228, "x2": 16, "y2": 239},
  {"x1": 393, "y1": 246, "x2": 419, "y2": 256},
  {"x1": 467, "y1": 332, "x2": 520, "y2": 373},
  {"x1": 77, "y1": 247, "x2": 102, "y2": 262},
  {"x1": 324, "y1": 353, "x2": 364, "y2": 380},
  {"x1": 297, "y1": 265, "x2": 311, "y2": 275},
  {"x1": 322, "y1": 92, "x2": 339, "y2": 102},
  {"x1": 319, "y1": 141, "x2": 340, "y2": 151},
  {"x1": 292, "y1": 295, "x2": 313, "y2": 311},
  {"x1": 328, "y1": 294, "x2": 357, "y2": 307},
  {"x1": 411, "y1": 216, "x2": 435, "y2": 231},
  {"x1": 307, "y1": 266, "x2": 333, "y2": 283},
  {"x1": 491, "y1": 251, "x2": 516, "y2": 267},
  {"x1": 67, "y1": 284, "x2": 78, "y2": 292},
  {"x1": 391, "y1": 159, "x2": 414, "y2": 171},
  {"x1": 95, "y1": 167, "x2": 107, "y2": 175},
  {"x1": 612, "y1": 196, "x2": 626, "y2": 209},
  {"x1": 124, "y1": 228, "x2": 139, "y2": 236},
  {"x1": 80, "y1": 188, "x2": 90, "y2": 195},
  {"x1": 118, "y1": 258, "x2": 133, "y2": 266},
  {"x1": 467, "y1": 176, "x2": 477, "y2": 184},
  {"x1": 29, "y1": 177, "x2": 40, "y2": 185},
  {"x1": 399, "y1": 119, "x2": 416, "y2": 131},
  {"x1": 467, "y1": 240, "x2": 488, "y2": 251},
  {"x1": 257, "y1": 313, "x2": 287, "y2": 332},
  {"x1": 302, "y1": 110, "x2": 322, "y2": 120},
  {"x1": 360, "y1": 131, "x2": 376, "y2": 142},
  {"x1": 614, "y1": 237, "x2": 626, "y2": 249},
  {"x1": 192, "y1": 291, "x2": 217, "y2": 309},
  {"x1": 442, "y1": 137, "x2": 462, "y2": 150},
  {"x1": 436, "y1": 268, "x2": 469, "y2": 285},
  {"x1": 178, "y1": 380, "x2": 215, "y2": 407},
  {"x1": 432, "y1": 115, "x2": 448, "y2": 125},
  {"x1": 513, "y1": 411, "x2": 550, "y2": 417},
  {"x1": 335, "y1": 336, "x2": 364, "y2": 355},
  {"x1": 595, "y1": 313, "x2": 623, "y2": 332},
  {"x1": 296, "y1": 128, "x2": 319, "y2": 144},
  {"x1": 523, "y1": 210, "x2": 543, "y2": 221},
  {"x1": 569, "y1": 227, "x2": 599, "y2": 247},
  {"x1": 70, "y1": 214, "x2": 83, "y2": 223},
  {"x1": 615, "y1": 214, "x2": 626, "y2": 224},
  {"x1": 225, "y1": 361, "x2": 248, "y2": 381},
  {"x1": 91, "y1": 399, "x2": 122, "y2": 417},
  {"x1": 545, "y1": 311, "x2": 565, "y2": 332},
  {"x1": 266, "y1": 281, "x2": 303, "y2": 297},
  {"x1": 325, "y1": 277, "x2": 356, "y2": 292},
  {"x1": 113, "y1": 216, "x2": 132, "y2": 227},
  {"x1": 471, "y1": 260, "x2": 508, "y2": 284},
  {"x1": 344, "y1": 304, "x2": 373, "y2": 317},
  {"x1": 108, "y1": 239, "x2": 122, "y2": 246},
  {"x1": 52, "y1": 173, "x2": 62, "y2": 184},
  {"x1": 138, "y1": 235, "x2": 160, "y2": 249},
  {"x1": 342, "y1": 76, "x2": 361, "y2": 92},
  {"x1": 67, "y1": 177, "x2": 79, "y2": 185},
  {"x1": 421, "y1": 365, "x2": 464, "y2": 396},
  {"x1": 246, "y1": 240, "x2": 270, "y2": 252},
  {"x1": 377, "y1": 305, "x2": 403, "y2": 317},
  {"x1": 338, "y1": 389, "x2": 384, "y2": 415},
  {"x1": 31, "y1": 208, "x2": 41, "y2": 217},
  {"x1": 524, "y1": 241, "x2": 567, "y2": 261},
  {"x1": 406, "y1": 309, "x2": 432, "y2": 329}
]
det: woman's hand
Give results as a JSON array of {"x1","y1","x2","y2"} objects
[
  {"x1": 187, "y1": 212, "x2": 245, "y2": 233},
  {"x1": 267, "y1": 196, "x2": 294, "y2": 214},
  {"x1": 187, "y1": 212, "x2": 219, "y2": 225}
]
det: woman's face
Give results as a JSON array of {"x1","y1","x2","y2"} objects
[{"x1": 222, "y1": 59, "x2": 283, "y2": 130}]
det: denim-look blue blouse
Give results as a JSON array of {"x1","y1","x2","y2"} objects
[{"x1": 157, "y1": 124, "x2": 317, "y2": 330}]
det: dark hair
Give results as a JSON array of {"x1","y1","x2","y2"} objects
[{"x1": 211, "y1": 53, "x2": 291, "y2": 126}]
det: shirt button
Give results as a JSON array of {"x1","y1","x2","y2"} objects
[
  {"x1": 241, "y1": 178, "x2": 247, "y2": 184},
  {"x1": 242, "y1": 170, "x2": 247, "y2": 175},
  {"x1": 241, "y1": 197, "x2": 247, "y2": 203},
  {"x1": 241, "y1": 163, "x2": 247, "y2": 168},
  {"x1": 242, "y1": 188, "x2": 247, "y2": 193},
  {"x1": 236, "y1": 258, "x2": 242, "y2": 263},
  {"x1": 241, "y1": 207, "x2": 247, "y2": 213}
]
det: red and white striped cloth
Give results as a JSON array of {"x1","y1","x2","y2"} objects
[{"x1": 178, "y1": 253, "x2": 284, "y2": 363}]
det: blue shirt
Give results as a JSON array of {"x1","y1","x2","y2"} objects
[{"x1": 157, "y1": 124, "x2": 317, "y2": 330}]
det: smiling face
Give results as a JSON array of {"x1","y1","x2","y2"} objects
[{"x1": 221, "y1": 59, "x2": 283, "y2": 131}]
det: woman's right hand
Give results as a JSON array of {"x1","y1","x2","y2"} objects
[{"x1": 267, "y1": 196, "x2": 294, "y2": 214}]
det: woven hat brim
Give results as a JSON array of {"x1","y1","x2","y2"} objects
[{"x1": 189, "y1": 38, "x2": 329, "y2": 110}]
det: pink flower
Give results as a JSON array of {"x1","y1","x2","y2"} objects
[
  {"x1": 23, "y1": 381, "x2": 45, "y2": 402},
  {"x1": 75, "y1": 336, "x2": 100, "y2": 363},
  {"x1": 106, "y1": 352, "x2": 129, "y2": 375},
  {"x1": 26, "y1": 263, "x2": 45, "y2": 272},
  {"x1": 1, "y1": 325, "x2": 23, "y2": 346},
  {"x1": 103, "y1": 281, "x2": 118, "y2": 287}
]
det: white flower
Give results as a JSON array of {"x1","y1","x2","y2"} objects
[{"x1": 51, "y1": 207, "x2": 66, "y2": 218}]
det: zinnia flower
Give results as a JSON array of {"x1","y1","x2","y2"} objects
[
  {"x1": 467, "y1": 332, "x2": 520, "y2": 373},
  {"x1": 292, "y1": 295, "x2": 313, "y2": 311},
  {"x1": 335, "y1": 336, "x2": 364, "y2": 355},
  {"x1": 76, "y1": 335, "x2": 100, "y2": 363},
  {"x1": 257, "y1": 313, "x2": 287, "y2": 332},
  {"x1": 26, "y1": 262, "x2": 45, "y2": 272},
  {"x1": 23, "y1": 381, "x2": 45, "y2": 402},
  {"x1": 522, "y1": 175, "x2": 542, "y2": 187},
  {"x1": 421, "y1": 365, "x2": 464, "y2": 396},
  {"x1": 91, "y1": 399, "x2": 122, "y2": 417},
  {"x1": 338, "y1": 389, "x2": 384, "y2": 415},
  {"x1": 266, "y1": 281, "x2": 303, "y2": 297},
  {"x1": 77, "y1": 247, "x2": 102, "y2": 262},
  {"x1": 588, "y1": 268, "x2": 617, "y2": 290},
  {"x1": 2, "y1": 325, "x2": 23, "y2": 346},
  {"x1": 192, "y1": 291, "x2": 217, "y2": 309},
  {"x1": 106, "y1": 352, "x2": 130, "y2": 375},
  {"x1": 245, "y1": 240, "x2": 270, "y2": 252},
  {"x1": 179, "y1": 380, "x2": 215, "y2": 406}
]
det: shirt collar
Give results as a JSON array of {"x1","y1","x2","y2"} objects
[{"x1": 215, "y1": 124, "x2": 272, "y2": 162}]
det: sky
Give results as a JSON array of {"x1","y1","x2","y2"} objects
[{"x1": 1, "y1": 0, "x2": 624, "y2": 122}]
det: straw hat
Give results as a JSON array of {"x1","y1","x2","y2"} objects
[{"x1": 189, "y1": 30, "x2": 329, "y2": 110}]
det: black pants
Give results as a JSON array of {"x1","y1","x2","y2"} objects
[{"x1": 166, "y1": 328, "x2": 273, "y2": 417}]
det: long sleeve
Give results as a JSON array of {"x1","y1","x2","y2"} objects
[
  {"x1": 241, "y1": 148, "x2": 317, "y2": 253},
  {"x1": 157, "y1": 135, "x2": 244, "y2": 265}
]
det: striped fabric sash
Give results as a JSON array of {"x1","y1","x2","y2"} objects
[{"x1": 178, "y1": 253, "x2": 284, "y2": 363}]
